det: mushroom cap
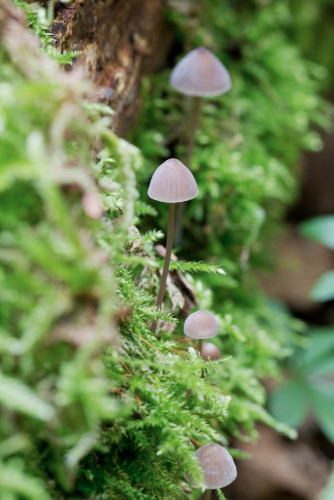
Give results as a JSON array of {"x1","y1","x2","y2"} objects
[
  {"x1": 170, "y1": 47, "x2": 231, "y2": 97},
  {"x1": 148, "y1": 158, "x2": 198, "y2": 203},
  {"x1": 195, "y1": 443, "x2": 237, "y2": 489},
  {"x1": 82, "y1": 191, "x2": 103, "y2": 219},
  {"x1": 184, "y1": 310, "x2": 218, "y2": 339},
  {"x1": 201, "y1": 342, "x2": 221, "y2": 361}
]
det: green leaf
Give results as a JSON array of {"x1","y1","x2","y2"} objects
[
  {"x1": 320, "y1": 468, "x2": 334, "y2": 500},
  {"x1": 311, "y1": 358, "x2": 334, "y2": 376},
  {"x1": 300, "y1": 216, "x2": 334, "y2": 250},
  {"x1": 299, "y1": 328, "x2": 334, "y2": 373},
  {"x1": 310, "y1": 271, "x2": 334, "y2": 302},
  {"x1": 311, "y1": 389, "x2": 334, "y2": 443},
  {"x1": 301, "y1": 328, "x2": 334, "y2": 365},
  {"x1": 269, "y1": 379, "x2": 309, "y2": 428}
]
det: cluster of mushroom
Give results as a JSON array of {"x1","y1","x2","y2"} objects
[
  {"x1": 184, "y1": 309, "x2": 221, "y2": 361},
  {"x1": 147, "y1": 47, "x2": 236, "y2": 497},
  {"x1": 184, "y1": 310, "x2": 236, "y2": 496},
  {"x1": 148, "y1": 47, "x2": 231, "y2": 313}
]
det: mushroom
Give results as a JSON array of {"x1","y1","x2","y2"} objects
[
  {"x1": 194, "y1": 443, "x2": 237, "y2": 498},
  {"x1": 201, "y1": 342, "x2": 221, "y2": 361},
  {"x1": 184, "y1": 311, "x2": 219, "y2": 399},
  {"x1": 184, "y1": 309, "x2": 218, "y2": 352},
  {"x1": 148, "y1": 158, "x2": 198, "y2": 323},
  {"x1": 170, "y1": 47, "x2": 231, "y2": 98},
  {"x1": 169, "y1": 47, "x2": 231, "y2": 243},
  {"x1": 82, "y1": 191, "x2": 103, "y2": 219}
]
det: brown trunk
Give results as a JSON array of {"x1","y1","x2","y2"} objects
[{"x1": 47, "y1": 0, "x2": 173, "y2": 136}]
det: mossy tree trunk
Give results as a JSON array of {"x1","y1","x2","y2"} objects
[{"x1": 48, "y1": 0, "x2": 173, "y2": 136}]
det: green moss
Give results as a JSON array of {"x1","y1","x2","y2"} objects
[{"x1": 12, "y1": 0, "x2": 80, "y2": 65}]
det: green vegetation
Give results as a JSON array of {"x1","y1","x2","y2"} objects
[
  {"x1": 13, "y1": 0, "x2": 79, "y2": 65},
  {"x1": 270, "y1": 215, "x2": 334, "y2": 443},
  {"x1": 321, "y1": 466, "x2": 334, "y2": 500},
  {"x1": 300, "y1": 216, "x2": 334, "y2": 251},
  {"x1": 300, "y1": 216, "x2": 334, "y2": 301},
  {"x1": 134, "y1": 0, "x2": 329, "y2": 262},
  {"x1": 291, "y1": 0, "x2": 334, "y2": 92},
  {"x1": 270, "y1": 327, "x2": 334, "y2": 442},
  {"x1": 0, "y1": 0, "x2": 331, "y2": 498}
]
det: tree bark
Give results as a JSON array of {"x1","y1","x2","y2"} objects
[{"x1": 49, "y1": 0, "x2": 173, "y2": 136}]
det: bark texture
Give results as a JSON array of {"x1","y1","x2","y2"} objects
[{"x1": 49, "y1": 0, "x2": 173, "y2": 136}]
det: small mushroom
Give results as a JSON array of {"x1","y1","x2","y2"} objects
[
  {"x1": 201, "y1": 342, "x2": 221, "y2": 361},
  {"x1": 195, "y1": 443, "x2": 237, "y2": 496},
  {"x1": 184, "y1": 311, "x2": 219, "y2": 400},
  {"x1": 184, "y1": 309, "x2": 218, "y2": 353},
  {"x1": 169, "y1": 47, "x2": 231, "y2": 244},
  {"x1": 148, "y1": 158, "x2": 198, "y2": 203},
  {"x1": 170, "y1": 47, "x2": 231, "y2": 98},
  {"x1": 148, "y1": 159, "x2": 198, "y2": 325},
  {"x1": 82, "y1": 191, "x2": 103, "y2": 219}
]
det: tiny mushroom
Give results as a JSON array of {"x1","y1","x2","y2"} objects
[
  {"x1": 82, "y1": 191, "x2": 103, "y2": 219},
  {"x1": 194, "y1": 443, "x2": 237, "y2": 497},
  {"x1": 201, "y1": 342, "x2": 221, "y2": 361},
  {"x1": 184, "y1": 309, "x2": 218, "y2": 352},
  {"x1": 148, "y1": 158, "x2": 198, "y2": 321},
  {"x1": 170, "y1": 47, "x2": 231, "y2": 98}
]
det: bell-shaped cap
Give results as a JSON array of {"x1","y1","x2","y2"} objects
[
  {"x1": 201, "y1": 342, "x2": 221, "y2": 361},
  {"x1": 170, "y1": 47, "x2": 231, "y2": 97},
  {"x1": 184, "y1": 310, "x2": 218, "y2": 339},
  {"x1": 148, "y1": 158, "x2": 198, "y2": 203},
  {"x1": 195, "y1": 443, "x2": 237, "y2": 489}
]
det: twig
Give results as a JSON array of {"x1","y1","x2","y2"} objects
[{"x1": 139, "y1": 337, "x2": 163, "y2": 354}]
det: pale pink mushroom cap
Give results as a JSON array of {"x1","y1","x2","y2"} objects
[
  {"x1": 195, "y1": 443, "x2": 237, "y2": 489},
  {"x1": 201, "y1": 342, "x2": 221, "y2": 361},
  {"x1": 184, "y1": 310, "x2": 218, "y2": 339},
  {"x1": 170, "y1": 47, "x2": 231, "y2": 97},
  {"x1": 148, "y1": 158, "x2": 198, "y2": 203},
  {"x1": 82, "y1": 191, "x2": 103, "y2": 219}
]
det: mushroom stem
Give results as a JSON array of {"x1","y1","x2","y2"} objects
[
  {"x1": 186, "y1": 96, "x2": 202, "y2": 166},
  {"x1": 204, "y1": 490, "x2": 211, "y2": 500},
  {"x1": 174, "y1": 97, "x2": 202, "y2": 245},
  {"x1": 186, "y1": 339, "x2": 203, "y2": 399},
  {"x1": 199, "y1": 339, "x2": 205, "y2": 379},
  {"x1": 156, "y1": 202, "x2": 176, "y2": 309}
]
